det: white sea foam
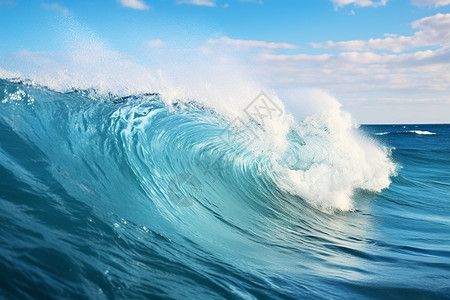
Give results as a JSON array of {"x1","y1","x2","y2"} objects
[
  {"x1": 409, "y1": 130, "x2": 435, "y2": 135},
  {"x1": 0, "y1": 67, "x2": 19, "y2": 79},
  {"x1": 273, "y1": 92, "x2": 396, "y2": 211},
  {"x1": 375, "y1": 130, "x2": 435, "y2": 135}
]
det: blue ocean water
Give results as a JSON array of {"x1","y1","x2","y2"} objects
[{"x1": 0, "y1": 78, "x2": 449, "y2": 299}]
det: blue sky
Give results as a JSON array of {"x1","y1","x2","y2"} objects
[{"x1": 1, "y1": 0, "x2": 449, "y2": 123}]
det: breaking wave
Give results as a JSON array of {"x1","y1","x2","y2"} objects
[{"x1": 0, "y1": 78, "x2": 395, "y2": 212}]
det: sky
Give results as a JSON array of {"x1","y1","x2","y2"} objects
[{"x1": 0, "y1": 0, "x2": 449, "y2": 123}]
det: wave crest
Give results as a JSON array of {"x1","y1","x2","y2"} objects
[{"x1": 0, "y1": 78, "x2": 396, "y2": 214}]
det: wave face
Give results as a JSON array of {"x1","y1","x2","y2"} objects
[{"x1": 1, "y1": 78, "x2": 448, "y2": 299}]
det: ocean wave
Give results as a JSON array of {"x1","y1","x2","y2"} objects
[
  {"x1": 0, "y1": 77, "x2": 396, "y2": 214},
  {"x1": 0, "y1": 73, "x2": 409, "y2": 299}
]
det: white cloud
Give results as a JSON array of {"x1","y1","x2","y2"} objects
[
  {"x1": 202, "y1": 35, "x2": 450, "y2": 97},
  {"x1": 41, "y1": 3, "x2": 70, "y2": 15},
  {"x1": 330, "y1": 0, "x2": 387, "y2": 8},
  {"x1": 256, "y1": 47, "x2": 450, "y2": 69},
  {"x1": 411, "y1": 0, "x2": 450, "y2": 7},
  {"x1": 312, "y1": 13, "x2": 450, "y2": 52},
  {"x1": 252, "y1": 47, "x2": 450, "y2": 123},
  {"x1": 175, "y1": 0, "x2": 216, "y2": 6},
  {"x1": 207, "y1": 36, "x2": 298, "y2": 50},
  {"x1": 120, "y1": 0, "x2": 150, "y2": 10},
  {"x1": 193, "y1": 14, "x2": 450, "y2": 122},
  {"x1": 144, "y1": 40, "x2": 164, "y2": 48}
]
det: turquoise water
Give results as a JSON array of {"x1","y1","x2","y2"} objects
[{"x1": 0, "y1": 78, "x2": 449, "y2": 299}]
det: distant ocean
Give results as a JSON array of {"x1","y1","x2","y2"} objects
[{"x1": 0, "y1": 78, "x2": 449, "y2": 299}]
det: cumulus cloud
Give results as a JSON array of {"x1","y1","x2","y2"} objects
[
  {"x1": 207, "y1": 36, "x2": 298, "y2": 50},
  {"x1": 330, "y1": 0, "x2": 387, "y2": 8},
  {"x1": 256, "y1": 46, "x2": 450, "y2": 69},
  {"x1": 120, "y1": 0, "x2": 150, "y2": 10},
  {"x1": 411, "y1": 0, "x2": 450, "y2": 7},
  {"x1": 175, "y1": 0, "x2": 216, "y2": 6},
  {"x1": 198, "y1": 15, "x2": 450, "y2": 102},
  {"x1": 195, "y1": 14, "x2": 450, "y2": 122},
  {"x1": 311, "y1": 13, "x2": 450, "y2": 52},
  {"x1": 252, "y1": 47, "x2": 450, "y2": 123}
]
